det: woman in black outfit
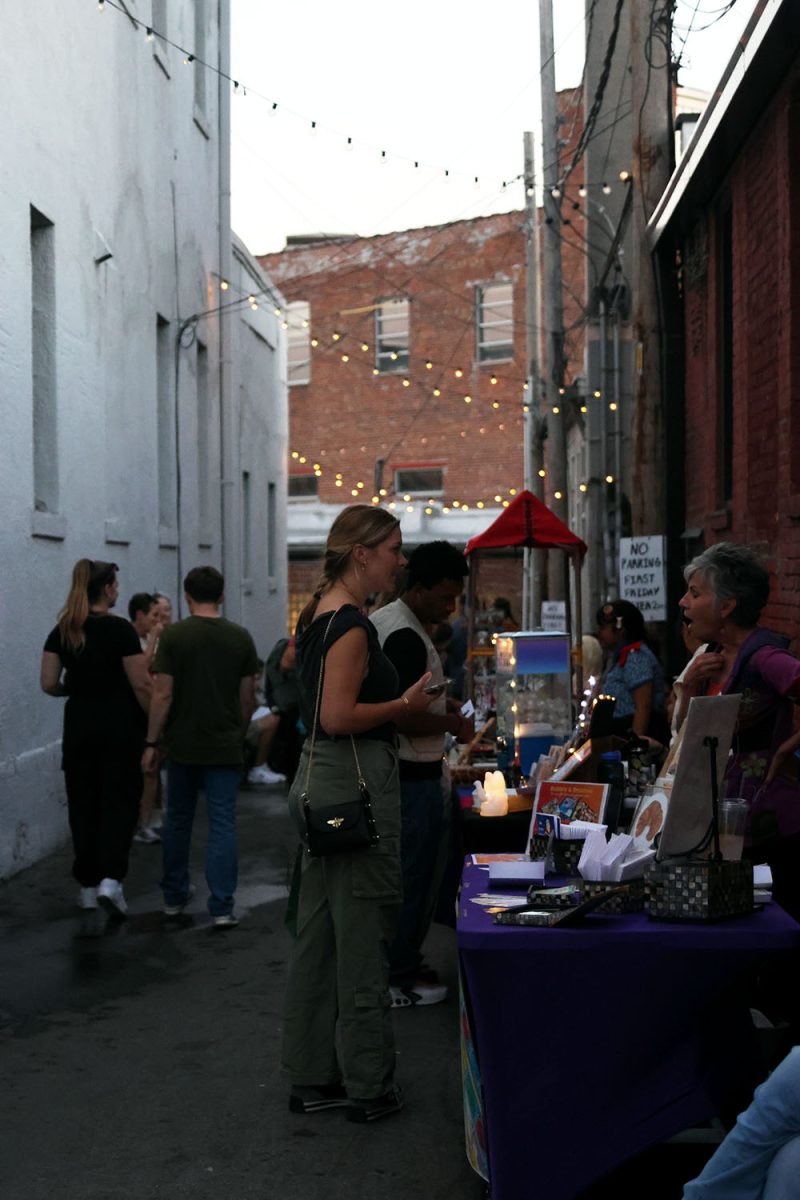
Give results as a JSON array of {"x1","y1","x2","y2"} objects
[
  {"x1": 282, "y1": 505, "x2": 433, "y2": 1123},
  {"x1": 41, "y1": 559, "x2": 150, "y2": 916}
]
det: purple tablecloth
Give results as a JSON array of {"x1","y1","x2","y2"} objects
[{"x1": 457, "y1": 862, "x2": 800, "y2": 1200}]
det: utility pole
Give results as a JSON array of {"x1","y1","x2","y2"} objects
[
  {"x1": 523, "y1": 130, "x2": 544, "y2": 628},
  {"x1": 629, "y1": 0, "x2": 672, "y2": 536},
  {"x1": 539, "y1": 0, "x2": 568, "y2": 602}
]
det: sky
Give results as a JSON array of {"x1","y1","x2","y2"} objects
[{"x1": 229, "y1": 0, "x2": 759, "y2": 256}]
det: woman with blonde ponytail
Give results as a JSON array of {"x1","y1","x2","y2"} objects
[
  {"x1": 283, "y1": 505, "x2": 433, "y2": 1123},
  {"x1": 41, "y1": 560, "x2": 151, "y2": 917}
]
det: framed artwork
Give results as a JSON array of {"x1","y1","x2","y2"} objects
[
  {"x1": 656, "y1": 694, "x2": 741, "y2": 860},
  {"x1": 628, "y1": 783, "x2": 672, "y2": 852}
]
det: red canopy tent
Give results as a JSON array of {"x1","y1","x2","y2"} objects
[{"x1": 464, "y1": 490, "x2": 588, "y2": 697}]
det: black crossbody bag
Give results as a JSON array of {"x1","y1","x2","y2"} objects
[{"x1": 301, "y1": 609, "x2": 380, "y2": 857}]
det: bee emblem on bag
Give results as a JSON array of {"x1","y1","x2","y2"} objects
[{"x1": 327, "y1": 817, "x2": 345, "y2": 829}]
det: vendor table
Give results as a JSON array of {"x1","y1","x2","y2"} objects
[{"x1": 457, "y1": 862, "x2": 800, "y2": 1200}]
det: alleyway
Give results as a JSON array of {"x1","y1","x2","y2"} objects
[
  {"x1": 0, "y1": 782, "x2": 722, "y2": 1200},
  {"x1": 0, "y1": 785, "x2": 478, "y2": 1200}
]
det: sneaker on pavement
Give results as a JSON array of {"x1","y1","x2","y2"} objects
[
  {"x1": 163, "y1": 883, "x2": 196, "y2": 917},
  {"x1": 247, "y1": 764, "x2": 286, "y2": 785},
  {"x1": 96, "y1": 878, "x2": 128, "y2": 918},
  {"x1": 390, "y1": 981, "x2": 448, "y2": 1008},
  {"x1": 289, "y1": 1083, "x2": 349, "y2": 1114},
  {"x1": 213, "y1": 914, "x2": 240, "y2": 929},
  {"x1": 133, "y1": 825, "x2": 161, "y2": 844},
  {"x1": 77, "y1": 886, "x2": 98, "y2": 910},
  {"x1": 346, "y1": 1086, "x2": 404, "y2": 1123}
]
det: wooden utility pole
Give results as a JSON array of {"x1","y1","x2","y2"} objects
[
  {"x1": 539, "y1": 0, "x2": 568, "y2": 600},
  {"x1": 523, "y1": 130, "x2": 545, "y2": 627},
  {"x1": 629, "y1": 0, "x2": 672, "y2": 535}
]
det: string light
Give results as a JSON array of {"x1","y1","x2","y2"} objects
[
  {"x1": 605, "y1": 474, "x2": 615, "y2": 484},
  {"x1": 609, "y1": 401, "x2": 618, "y2": 411},
  {"x1": 554, "y1": 490, "x2": 563, "y2": 500},
  {"x1": 219, "y1": 279, "x2": 229, "y2": 291}
]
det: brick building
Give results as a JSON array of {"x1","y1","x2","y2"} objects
[
  {"x1": 650, "y1": 0, "x2": 800, "y2": 647},
  {"x1": 260, "y1": 89, "x2": 586, "y2": 628}
]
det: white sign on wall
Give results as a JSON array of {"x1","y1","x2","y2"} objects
[
  {"x1": 540, "y1": 600, "x2": 567, "y2": 631},
  {"x1": 619, "y1": 536, "x2": 667, "y2": 621}
]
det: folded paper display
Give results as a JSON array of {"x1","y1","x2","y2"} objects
[{"x1": 579, "y1": 829, "x2": 655, "y2": 882}]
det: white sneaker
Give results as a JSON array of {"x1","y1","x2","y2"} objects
[
  {"x1": 77, "y1": 887, "x2": 98, "y2": 910},
  {"x1": 390, "y1": 981, "x2": 448, "y2": 1008},
  {"x1": 96, "y1": 878, "x2": 128, "y2": 918},
  {"x1": 133, "y1": 825, "x2": 161, "y2": 844},
  {"x1": 163, "y1": 883, "x2": 196, "y2": 917},
  {"x1": 247, "y1": 764, "x2": 286, "y2": 785}
]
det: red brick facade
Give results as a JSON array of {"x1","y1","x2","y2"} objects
[
  {"x1": 259, "y1": 89, "x2": 585, "y2": 626},
  {"x1": 679, "y1": 66, "x2": 800, "y2": 643}
]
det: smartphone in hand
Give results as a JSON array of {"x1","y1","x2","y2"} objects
[{"x1": 423, "y1": 677, "x2": 453, "y2": 695}]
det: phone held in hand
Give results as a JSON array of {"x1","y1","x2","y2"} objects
[{"x1": 423, "y1": 677, "x2": 454, "y2": 695}]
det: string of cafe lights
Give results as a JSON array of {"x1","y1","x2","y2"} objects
[
  {"x1": 95, "y1": 0, "x2": 525, "y2": 192},
  {"x1": 96, "y1": 0, "x2": 638, "y2": 223},
  {"x1": 92, "y1": 0, "x2": 630, "y2": 507}
]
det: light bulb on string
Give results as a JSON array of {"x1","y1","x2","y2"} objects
[
  {"x1": 551, "y1": 186, "x2": 561, "y2": 199},
  {"x1": 361, "y1": 342, "x2": 369, "y2": 352},
  {"x1": 619, "y1": 170, "x2": 631, "y2": 182},
  {"x1": 554, "y1": 490, "x2": 563, "y2": 500},
  {"x1": 97, "y1": 0, "x2": 105, "y2": 9},
  {"x1": 609, "y1": 401, "x2": 618, "y2": 411},
  {"x1": 310, "y1": 120, "x2": 317, "y2": 136},
  {"x1": 184, "y1": 54, "x2": 194, "y2": 65},
  {"x1": 311, "y1": 338, "x2": 319, "y2": 348},
  {"x1": 341, "y1": 353, "x2": 349, "y2": 363},
  {"x1": 538, "y1": 469, "x2": 546, "y2": 478},
  {"x1": 492, "y1": 401, "x2": 500, "y2": 410},
  {"x1": 219, "y1": 279, "x2": 229, "y2": 291},
  {"x1": 579, "y1": 483, "x2": 587, "y2": 493},
  {"x1": 145, "y1": 26, "x2": 154, "y2": 41},
  {"x1": 578, "y1": 185, "x2": 587, "y2": 198},
  {"x1": 346, "y1": 136, "x2": 353, "y2": 151},
  {"x1": 605, "y1": 474, "x2": 615, "y2": 484},
  {"x1": 464, "y1": 395, "x2": 472, "y2": 404},
  {"x1": 602, "y1": 182, "x2": 612, "y2": 195}
]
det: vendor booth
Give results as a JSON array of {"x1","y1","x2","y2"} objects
[{"x1": 463, "y1": 489, "x2": 587, "y2": 747}]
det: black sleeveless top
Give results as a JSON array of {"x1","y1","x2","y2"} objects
[{"x1": 296, "y1": 605, "x2": 399, "y2": 742}]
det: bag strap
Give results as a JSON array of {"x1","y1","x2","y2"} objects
[{"x1": 303, "y1": 608, "x2": 364, "y2": 795}]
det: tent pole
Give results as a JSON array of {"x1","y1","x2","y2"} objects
[
  {"x1": 573, "y1": 551, "x2": 584, "y2": 703},
  {"x1": 466, "y1": 555, "x2": 478, "y2": 702}
]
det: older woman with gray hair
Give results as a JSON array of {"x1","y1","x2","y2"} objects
[{"x1": 678, "y1": 542, "x2": 800, "y2": 918}]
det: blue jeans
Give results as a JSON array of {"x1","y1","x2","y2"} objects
[
  {"x1": 389, "y1": 774, "x2": 445, "y2": 986},
  {"x1": 683, "y1": 1048, "x2": 800, "y2": 1199},
  {"x1": 162, "y1": 763, "x2": 240, "y2": 918}
]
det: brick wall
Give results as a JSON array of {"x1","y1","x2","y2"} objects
[
  {"x1": 681, "y1": 67, "x2": 800, "y2": 644},
  {"x1": 259, "y1": 88, "x2": 586, "y2": 519}
]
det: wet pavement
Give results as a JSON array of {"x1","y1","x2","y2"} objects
[{"x1": 0, "y1": 784, "x2": 480, "y2": 1200}]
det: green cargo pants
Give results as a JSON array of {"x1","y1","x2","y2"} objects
[{"x1": 282, "y1": 736, "x2": 402, "y2": 1100}]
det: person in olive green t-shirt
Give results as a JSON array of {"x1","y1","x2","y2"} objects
[{"x1": 142, "y1": 566, "x2": 258, "y2": 927}]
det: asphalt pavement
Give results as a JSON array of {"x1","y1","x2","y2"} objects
[
  {"x1": 0, "y1": 782, "x2": 481, "y2": 1200},
  {"x1": 0, "y1": 782, "x2": 720, "y2": 1200}
]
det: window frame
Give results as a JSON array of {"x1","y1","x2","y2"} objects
[
  {"x1": 375, "y1": 297, "x2": 410, "y2": 374},
  {"x1": 475, "y1": 280, "x2": 514, "y2": 363},
  {"x1": 287, "y1": 300, "x2": 311, "y2": 387},
  {"x1": 288, "y1": 473, "x2": 319, "y2": 501},
  {"x1": 393, "y1": 465, "x2": 445, "y2": 498}
]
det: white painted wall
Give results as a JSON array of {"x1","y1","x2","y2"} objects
[{"x1": 0, "y1": 1, "x2": 287, "y2": 880}]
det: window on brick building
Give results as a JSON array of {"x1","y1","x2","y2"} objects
[
  {"x1": 287, "y1": 301, "x2": 311, "y2": 386},
  {"x1": 476, "y1": 281, "x2": 513, "y2": 362},
  {"x1": 288, "y1": 474, "x2": 319, "y2": 499},
  {"x1": 375, "y1": 298, "x2": 409, "y2": 372},
  {"x1": 394, "y1": 466, "x2": 444, "y2": 497}
]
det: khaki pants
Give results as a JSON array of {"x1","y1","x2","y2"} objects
[{"x1": 282, "y1": 737, "x2": 401, "y2": 1099}]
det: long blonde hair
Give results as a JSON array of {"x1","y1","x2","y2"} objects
[
  {"x1": 57, "y1": 559, "x2": 118, "y2": 652},
  {"x1": 297, "y1": 505, "x2": 400, "y2": 632}
]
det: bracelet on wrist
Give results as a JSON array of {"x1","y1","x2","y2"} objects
[
  {"x1": 144, "y1": 739, "x2": 159, "y2": 748},
  {"x1": 401, "y1": 695, "x2": 409, "y2": 707}
]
